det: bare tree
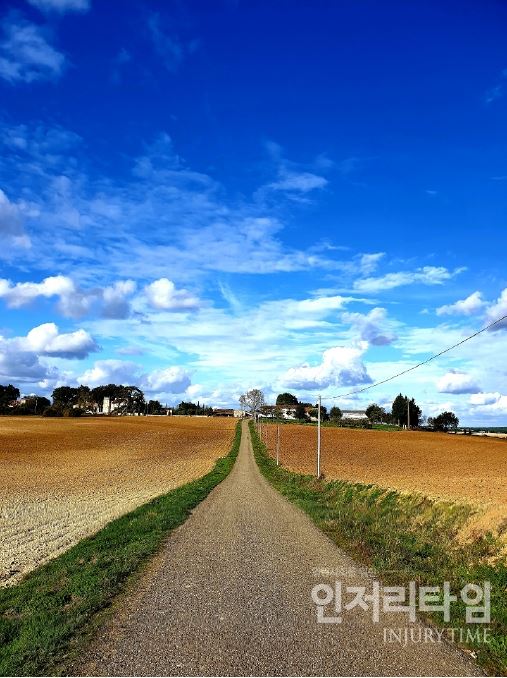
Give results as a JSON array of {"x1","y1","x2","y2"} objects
[{"x1": 240, "y1": 389, "x2": 265, "y2": 417}]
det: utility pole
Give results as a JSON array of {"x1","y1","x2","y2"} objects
[
  {"x1": 276, "y1": 424, "x2": 280, "y2": 466},
  {"x1": 317, "y1": 395, "x2": 321, "y2": 478},
  {"x1": 407, "y1": 397, "x2": 410, "y2": 430}
]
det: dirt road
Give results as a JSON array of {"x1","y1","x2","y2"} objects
[{"x1": 78, "y1": 421, "x2": 480, "y2": 676}]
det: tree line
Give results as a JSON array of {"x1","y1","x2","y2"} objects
[
  {"x1": 0, "y1": 383, "x2": 165, "y2": 417},
  {"x1": 239, "y1": 389, "x2": 460, "y2": 431}
]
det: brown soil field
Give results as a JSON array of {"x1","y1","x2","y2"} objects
[
  {"x1": 262, "y1": 424, "x2": 507, "y2": 538},
  {"x1": 0, "y1": 416, "x2": 236, "y2": 586}
]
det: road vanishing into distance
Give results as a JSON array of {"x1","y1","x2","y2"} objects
[{"x1": 78, "y1": 421, "x2": 480, "y2": 676}]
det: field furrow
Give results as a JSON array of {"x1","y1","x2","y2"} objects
[{"x1": 0, "y1": 416, "x2": 236, "y2": 586}]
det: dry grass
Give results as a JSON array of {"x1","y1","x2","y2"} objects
[
  {"x1": 0, "y1": 415, "x2": 235, "y2": 586},
  {"x1": 262, "y1": 424, "x2": 507, "y2": 537}
]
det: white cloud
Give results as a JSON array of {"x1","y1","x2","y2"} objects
[
  {"x1": 27, "y1": 0, "x2": 90, "y2": 13},
  {"x1": 469, "y1": 392, "x2": 501, "y2": 406},
  {"x1": 436, "y1": 291, "x2": 485, "y2": 316},
  {"x1": 22, "y1": 322, "x2": 98, "y2": 358},
  {"x1": 0, "y1": 189, "x2": 30, "y2": 247},
  {"x1": 354, "y1": 266, "x2": 464, "y2": 294},
  {"x1": 342, "y1": 307, "x2": 396, "y2": 346},
  {"x1": 469, "y1": 392, "x2": 507, "y2": 415},
  {"x1": 436, "y1": 370, "x2": 481, "y2": 395},
  {"x1": 0, "y1": 123, "x2": 342, "y2": 279},
  {"x1": 0, "y1": 323, "x2": 97, "y2": 386},
  {"x1": 0, "y1": 275, "x2": 74, "y2": 307},
  {"x1": 295, "y1": 295, "x2": 350, "y2": 315},
  {"x1": 359, "y1": 252, "x2": 385, "y2": 275},
  {"x1": 79, "y1": 359, "x2": 140, "y2": 387},
  {"x1": 0, "y1": 275, "x2": 137, "y2": 319},
  {"x1": 141, "y1": 366, "x2": 191, "y2": 393},
  {"x1": 144, "y1": 278, "x2": 199, "y2": 311},
  {"x1": 281, "y1": 343, "x2": 372, "y2": 390},
  {"x1": 102, "y1": 280, "x2": 136, "y2": 319},
  {"x1": 0, "y1": 338, "x2": 55, "y2": 383},
  {"x1": 485, "y1": 288, "x2": 507, "y2": 331},
  {"x1": 0, "y1": 17, "x2": 65, "y2": 83},
  {"x1": 78, "y1": 359, "x2": 191, "y2": 394},
  {"x1": 268, "y1": 171, "x2": 328, "y2": 193}
]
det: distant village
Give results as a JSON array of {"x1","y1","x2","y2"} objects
[
  {"x1": 2, "y1": 383, "x2": 484, "y2": 435},
  {"x1": 0, "y1": 382, "x2": 368, "y2": 422}
]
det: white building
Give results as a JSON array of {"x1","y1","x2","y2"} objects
[{"x1": 341, "y1": 410, "x2": 368, "y2": 420}]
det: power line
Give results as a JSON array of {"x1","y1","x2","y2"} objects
[{"x1": 326, "y1": 313, "x2": 507, "y2": 401}]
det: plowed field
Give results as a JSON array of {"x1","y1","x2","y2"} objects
[
  {"x1": 262, "y1": 424, "x2": 507, "y2": 537},
  {"x1": 0, "y1": 416, "x2": 236, "y2": 586}
]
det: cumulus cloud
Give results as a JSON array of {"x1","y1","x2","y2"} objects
[
  {"x1": 436, "y1": 291, "x2": 485, "y2": 316},
  {"x1": 0, "y1": 323, "x2": 96, "y2": 385},
  {"x1": 0, "y1": 338, "x2": 54, "y2": 383},
  {"x1": 281, "y1": 343, "x2": 372, "y2": 390},
  {"x1": 102, "y1": 280, "x2": 136, "y2": 319},
  {"x1": 354, "y1": 266, "x2": 464, "y2": 294},
  {"x1": 144, "y1": 278, "x2": 199, "y2": 311},
  {"x1": 342, "y1": 307, "x2": 396, "y2": 346},
  {"x1": 79, "y1": 359, "x2": 140, "y2": 387},
  {"x1": 469, "y1": 392, "x2": 501, "y2": 406},
  {"x1": 0, "y1": 275, "x2": 138, "y2": 319},
  {"x1": 485, "y1": 288, "x2": 507, "y2": 331},
  {"x1": 142, "y1": 366, "x2": 191, "y2": 393},
  {"x1": 79, "y1": 359, "x2": 191, "y2": 394},
  {"x1": 0, "y1": 17, "x2": 65, "y2": 83},
  {"x1": 0, "y1": 275, "x2": 74, "y2": 307},
  {"x1": 22, "y1": 323, "x2": 98, "y2": 358},
  {"x1": 27, "y1": 0, "x2": 90, "y2": 13},
  {"x1": 469, "y1": 392, "x2": 507, "y2": 415},
  {"x1": 436, "y1": 370, "x2": 481, "y2": 395}
]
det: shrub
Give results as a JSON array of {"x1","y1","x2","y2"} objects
[
  {"x1": 42, "y1": 406, "x2": 63, "y2": 417},
  {"x1": 64, "y1": 407, "x2": 84, "y2": 417}
]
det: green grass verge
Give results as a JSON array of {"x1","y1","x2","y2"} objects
[
  {"x1": 250, "y1": 420, "x2": 507, "y2": 675},
  {"x1": 0, "y1": 422, "x2": 241, "y2": 677}
]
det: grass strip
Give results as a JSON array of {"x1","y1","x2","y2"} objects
[
  {"x1": 250, "y1": 420, "x2": 507, "y2": 675},
  {"x1": 0, "y1": 422, "x2": 241, "y2": 677}
]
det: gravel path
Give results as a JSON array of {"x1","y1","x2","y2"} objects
[{"x1": 78, "y1": 421, "x2": 481, "y2": 676}]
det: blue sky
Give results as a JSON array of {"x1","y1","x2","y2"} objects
[{"x1": 1, "y1": 0, "x2": 507, "y2": 424}]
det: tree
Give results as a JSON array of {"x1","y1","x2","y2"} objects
[
  {"x1": 431, "y1": 411, "x2": 459, "y2": 431},
  {"x1": 329, "y1": 406, "x2": 342, "y2": 421},
  {"x1": 16, "y1": 396, "x2": 50, "y2": 415},
  {"x1": 365, "y1": 403, "x2": 386, "y2": 424},
  {"x1": 174, "y1": 401, "x2": 213, "y2": 416},
  {"x1": 275, "y1": 392, "x2": 298, "y2": 406},
  {"x1": 91, "y1": 384, "x2": 123, "y2": 409},
  {"x1": 0, "y1": 384, "x2": 20, "y2": 412},
  {"x1": 115, "y1": 386, "x2": 145, "y2": 414},
  {"x1": 391, "y1": 393, "x2": 421, "y2": 428},
  {"x1": 295, "y1": 403, "x2": 307, "y2": 420},
  {"x1": 75, "y1": 385, "x2": 93, "y2": 412},
  {"x1": 52, "y1": 386, "x2": 78, "y2": 410},
  {"x1": 147, "y1": 399, "x2": 163, "y2": 414},
  {"x1": 240, "y1": 389, "x2": 265, "y2": 416}
]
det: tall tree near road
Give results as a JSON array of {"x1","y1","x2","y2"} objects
[
  {"x1": 391, "y1": 393, "x2": 422, "y2": 428},
  {"x1": 240, "y1": 389, "x2": 265, "y2": 416}
]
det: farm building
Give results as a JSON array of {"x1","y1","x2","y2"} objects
[{"x1": 341, "y1": 409, "x2": 368, "y2": 420}]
